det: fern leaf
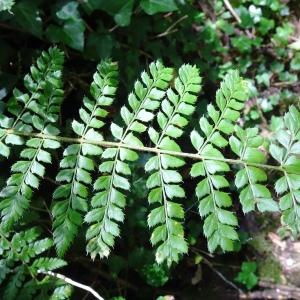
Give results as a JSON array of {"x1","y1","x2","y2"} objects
[
  {"x1": 146, "y1": 64, "x2": 202, "y2": 265},
  {"x1": 0, "y1": 259, "x2": 10, "y2": 284},
  {"x1": 2, "y1": 56, "x2": 299, "y2": 267},
  {"x1": 0, "y1": 0, "x2": 15, "y2": 12},
  {"x1": 50, "y1": 285, "x2": 73, "y2": 300},
  {"x1": 85, "y1": 61, "x2": 173, "y2": 259},
  {"x1": 230, "y1": 126, "x2": 279, "y2": 213},
  {"x1": 0, "y1": 47, "x2": 64, "y2": 158},
  {"x1": 270, "y1": 105, "x2": 300, "y2": 234},
  {"x1": 191, "y1": 70, "x2": 249, "y2": 252},
  {"x1": 0, "y1": 227, "x2": 69, "y2": 299},
  {"x1": 31, "y1": 257, "x2": 67, "y2": 272},
  {"x1": 4, "y1": 265, "x2": 26, "y2": 299},
  {"x1": 0, "y1": 48, "x2": 64, "y2": 231},
  {"x1": 52, "y1": 60, "x2": 118, "y2": 256}
]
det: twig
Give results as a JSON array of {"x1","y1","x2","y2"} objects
[
  {"x1": 190, "y1": 247, "x2": 241, "y2": 290},
  {"x1": 154, "y1": 28, "x2": 178, "y2": 38},
  {"x1": 45, "y1": 176, "x2": 60, "y2": 186},
  {"x1": 154, "y1": 15, "x2": 188, "y2": 38},
  {"x1": 223, "y1": 0, "x2": 241, "y2": 23},
  {"x1": 223, "y1": 0, "x2": 255, "y2": 38},
  {"x1": 82, "y1": 280, "x2": 98, "y2": 300},
  {"x1": 240, "y1": 281, "x2": 300, "y2": 299},
  {"x1": 272, "y1": 81, "x2": 299, "y2": 87},
  {"x1": 109, "y1": 24, "x2": 119, "y2": 32},
  {"x1": 0, "y1": 22, "x2": 28, "y2": 34},
  {"x1": 38, "y1": 270, "x2": 104, "y2": 300},
  {"x1": 260, "y1": 281, "x2": 300, "y2": 292},
  {"x1": 184, "y1": 201, "x2": 198, "y2": 213},
  {"x1": 75, "y1": 257, "x2": 138, "y2": 291},
  {"x1": 202, "y1": 257, "x2": 242, "y2": 293},
  {"x1": 119, "y1": 43, "x2": 153, "y2": 59},
  {"x1": 253, "y1": 97, "x2": 268, "y2": 129},
  {"x1": 84, "y1": 20, "x2": 94, "y2": 33},
  {"x1": 30, "y1": 206, "x2": 48, "y2": 213},
  {"x1": 43, "y1": 200, "x2": 52, "y2": 217},
  {"x1": 2, "y1": 128, "x2": 285, "y2": 172},
  {"x1": 191, "y1": 247, "x2": 215, "y2": 258},
  {"x1": 0, "y1": 22, "x2": 48, "y2": 42}
]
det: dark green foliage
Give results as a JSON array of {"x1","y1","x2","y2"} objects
[
  {"x1": 1, "y1": 1, "x2": 300, "y2": 296},
  {"x1": 52, "y1": 60, "x2": 119, "y2": 257},
  {"x1": 230, "y1": 126, "x2": 278, "y2": 213},
  {"x1": 235, "y1": 261, "x2": 258, "y2": 290},
  {"x1": 271, "y1": 106, "x2": 300, "y2": 234},
  {"x1": 191, "y1": 71, "x2": 248, "y2": 252},
  {"x1": 0, "y1": 47, "x2": 64, "y2": 230},
  {"x1": 0, "y1": 47, "x2": 64, "y2": 158},
  {"x1": 146, "y1": 64, "x2": 201, "y2": 265},
  {"x1": 86, "y1": 61, "x2": 173, "y2": 259},
  {"x1": 0, "y1": 227, "x2": 71, "y2": 299},
  {"x1": 1, "y1": 49, "x2": 300, "y2": 270},
  {"x1": 140, "y1": 263, "x2": 169, "y2": 287}
]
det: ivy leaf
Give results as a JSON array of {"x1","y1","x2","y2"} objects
[
  {"x1": 140, "y1": 0, "x2": 178, "y2": 15},
  {"x1": 62, "y1": 20, "x2": 85, "y2": 51},
  {"x1": 12, "y1": 2, "x2": 42, "y2": 38},
  {"x1": 47, "y1": 1, "x2": 86, "y2": 51},
  {"x1": 86, "y1": 0, "x2": 134, "y2": 26}
]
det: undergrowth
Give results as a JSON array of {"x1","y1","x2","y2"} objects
[{"x1": 0, "y1": 46, "x2": 300, "y2": 297}]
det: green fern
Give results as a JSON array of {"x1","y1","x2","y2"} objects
[
  {"x1": 270, "y1": 106, "x2": 300, "y2": 234},
  {"x1": 190, "y1": 71, "x2": 248, "y2": 252},
  {"x1": 0, "y1": 0, "x2": 14, "y2": 12},
  {"x1": 1, "y1": 49, "x2": 300, "y2": 268},
  {"x1": 52, "y1": 60, "x2": 118, "y2": 256},
  {"x1": 230, "y1": 126, "x2": 278, "y2": 213},
  {"x1": 85, "y1": 61, "x2": 173, "y2": 259},
  {"x1": 0, "y1": 47, "x2": 64, "y2": 158},
  {"x1": 146, "y1": 64, "x2": 202, "y2": 265},
  {"x1": 0, "y1": 227, "x2": 71, "y2": 299},
  {"x1": 0, "y1": 47, "x2": 64, "y2": 230}
]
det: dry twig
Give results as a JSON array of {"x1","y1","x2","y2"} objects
[{"x1": 38, "y1": 270, "x2": 104, "y2": 300}]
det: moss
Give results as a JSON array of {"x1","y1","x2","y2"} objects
[
  {"x1": 249, "y1": 232, "x2": 283, "y2": 283},
  {"x1": 249, "y1": 232, "x2": 272, "y2": 254},
  {"x1": 258, "y1": 256, "x2": 283, "y2": 283}
]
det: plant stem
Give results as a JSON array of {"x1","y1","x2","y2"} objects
[
  {"x1": 4, "y1": 128, "x2": 284, "y2": 172},
  {"x1": 223, "y1": 0, "x2": 241, "y2": 23},
  {"x1": 37, "y1": 270, "x2": 104, "y2": 300}
]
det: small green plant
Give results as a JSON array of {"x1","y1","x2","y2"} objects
[
  {"x1": 141, "y1": 263, "x2": 169, "y2": 287},
  {"x1": 1, "y1": 46, "x2": 300, "y2": 296},
  {"x1": 0, "y1": 227, "x2": 72, "y2": 299},
  {"x1": 0, "y1": 0, "x2": 14, "y2": 12},
  {"x1": 235, "y1": 261, "x2": 258, "y2": 290}
]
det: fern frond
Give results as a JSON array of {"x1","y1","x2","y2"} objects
[
  {"x1": 230, "y1": 126, "x2": 278, "y2": 213},
  {"x1": 85, "y1": 61, "x2": 173, "y2": 259},
  {"x1": 270, "y1": 105, "x2": 300, "y2": 234},
  {"x1": 0, "y1": 47, "x2": 64, "y2": 158},
  {"x1": 2, "y1": 55, "x2": 300, "y2": 267},
  {"x1": 0, "y1": 0, "x2": 15, "y2": 12},
  {"x1": 50, "y1": 285, "x2": 73, "y2": 300},
  {"x1": 52, "y1": 60, "x2": 118, "y2": 256},
  {"x1": 190, "y1": 70, "x2": 249, "y2": 252},
  {"x1": 0, "y1": 48, "x2": 64, "y2": 231},
  {"x1": 146, "y1": 64, "x2": 202, "y2": 265},
  {"x1": 0, "y1": 227, "x2": 70, "y2": 299}
]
